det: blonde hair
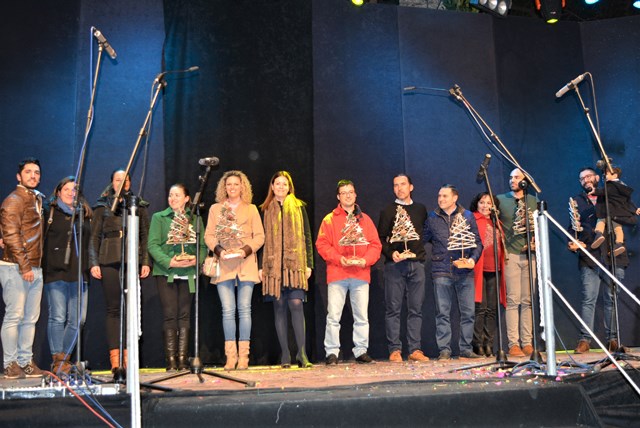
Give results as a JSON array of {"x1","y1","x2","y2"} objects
[{"x1": 215, "y1": 170, "x2": 253, "y2": 204}]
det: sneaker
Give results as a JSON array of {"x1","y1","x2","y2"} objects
[
  {"x1": 522, "y1": 344, "x2": 534, "y2": 355},
  {"x1": 591, "y1": 232, "x2": 605, "y2": 249},
  {"x1": 325, "y1": 353, "x2": 338, "y2": 365},
  {"x1": 508, "y1": 345, "x2": 525, "y2": 357},
  {"x1": 408, "y1": 350, "x2": 429, "y2": 362},
  {"x1": 21, "y1": 360, "x2": 45, "y2": 378},
  {"x1": 613, "y1": 242, "x2": 626, "y2": 256},
  {"x1": 4, "y1": 361, "x2": 25, "y2": 379},
  {"x1": 389, "y1": 350, "x2": 403, "y2": 363},
  {"x1": 355, "y1": 353, "x2": 374, "y2": 364},
  {"x1": 574, "y1": 339, "x2": 590, "y2": 354},
  {"x1": 437, "y1": 350, "x2": 451, "y2": 361},
  {"x1": 459, "y1": 350, "x2": 482, "y2": 359}
]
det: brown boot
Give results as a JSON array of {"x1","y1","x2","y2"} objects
[
  {"x1": 237, "y1": 341, "x2": 250, "y2": 370},
  {"x1": 109, "y1": 349, "x2": 120, "y2": 372},
  {"x1": 224, "y1": 341, "x2": 238, "y2": 371},
  {"x1": 51, "y1": 353, "x2": 73, "y2": 375}
]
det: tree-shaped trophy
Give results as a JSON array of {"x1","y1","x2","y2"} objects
[
  {"x1": 513, "y1": 198, "x2": 535, "y2": 252},
  {"x1": 447, "y1": 213, "x2": 477, "y2": 269},
  {"x1": 389, "y1": 205, "x2": 420, "y2": 259},
  {"x1": 339, "y1": 212, "x2": 369, "y2": 266},
  {"x1": 215, "y1": 202, "x2": 245, "y2": 259},
  {"x1": 167, "y1": 210, "x2": 197, "y2": 261},
  {"x1": 568, "y1": 197, "x2": 583, "y2": 239}
]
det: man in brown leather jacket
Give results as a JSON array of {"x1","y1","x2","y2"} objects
[{"x1": 0, "y1": 157, "x2": 45, "y2": 379}]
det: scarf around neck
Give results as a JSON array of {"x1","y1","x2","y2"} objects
[{"x1": 262, "y1": 194, "x2": 308, "y2": 298}]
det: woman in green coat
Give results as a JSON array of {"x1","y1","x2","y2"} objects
[{"x1": 148, "y1": 183, "x2": 206, "y2": 371}]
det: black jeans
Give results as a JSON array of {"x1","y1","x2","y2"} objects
[{"x1": 156, "y1": 276, "x2": 193, "y2": 331}]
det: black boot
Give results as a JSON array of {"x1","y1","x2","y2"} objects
[
  {"x1": 164, "y1": 329, "x2": 178, "y2": 371},
  {"x1": 178, "y1": 327, "x2": 190, "y2": 370}
]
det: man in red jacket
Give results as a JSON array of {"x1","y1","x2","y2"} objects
[{"x1": 316, "y1": 179, "x2": 382, "y2": 365}]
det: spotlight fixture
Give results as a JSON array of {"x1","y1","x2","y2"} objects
[
  {"x1": 634, "y1": 0, "x2": 640, "y2": 9},
  {"x1": 584, "y1": 0, "x2": 598, "y2": 4},
  {"x1": 352, "y1": 0, "x2": 366, "y2": 5},
  {"x1": 470, "y1": 0, "x2": 513, "y2": 17},
  {"x1": 535, "y1": 0, "x2": 565, "y2": 23}
]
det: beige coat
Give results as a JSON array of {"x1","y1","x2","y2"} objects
[{"x1": 204, "y1": 202, "x2": 265, "y2": 284}]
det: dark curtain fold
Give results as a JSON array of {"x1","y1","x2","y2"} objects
[{"x1": 161, "y1": 0, "x2": 314, "y2": 364}]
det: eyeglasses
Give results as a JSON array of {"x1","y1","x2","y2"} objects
[
  {"x1": 579, "y1": 174, "x2": 596, "y2": 182},
  {"x1": 339, "y1": 190, "x2": 355, "y2": 196}
]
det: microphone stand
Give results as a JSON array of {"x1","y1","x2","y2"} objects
[
  {"x1": 452, "y1": 161, "x2": 516, "y2": 372},
  {"x1": 145, "y1": 163, "x2": 255, "y2": 388},
  {"x1": 449, "y1": 84, "x2": 544, "y2": 364},
  {"x1": 59, "y1": 31, "x2": 110, "y2": 380},
  {"x1": 568, "y1": 82, "x2": 624, "y2": 354}
]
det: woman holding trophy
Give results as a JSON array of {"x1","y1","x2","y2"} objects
[
  {"x1": 259, "y1": 171, "x2": 313, "y2": 368},
  {"x1": 148, "y1": 184, "x2": 206, "y2": 371},
  {"x1": 205, "y1": 171, "x2": 264, "y2": 370}
]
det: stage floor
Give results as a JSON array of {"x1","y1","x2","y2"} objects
[
  {"x1": 1, "y1": 348, "x2": 638, "y2": 392},
  {"x1": 1, "y1": 349, "x2": 639, "y2": 427}
]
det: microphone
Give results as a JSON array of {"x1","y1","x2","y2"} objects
[
  {"x1": 449, "y1": 84, "x2": 462, "y2": 101},
  {"x1": 555, "y1": 73, "x2": 587, "y2": 98},
  {"x1": 92, "y1": 28, "x2": 117, "y2": 59},
  {"x1": 154, "y1": 66, "x2": 200, "y2": 84},
  {"x1": 476, "y1": 154, "x2": 491, "y2": 180},
  {"x1": 199, "y1": 156, "x2": 219, "y2": 166}
]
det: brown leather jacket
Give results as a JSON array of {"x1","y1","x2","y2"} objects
[{"x1": 0, "y1": 185, "x2": 44, "y2": 274}]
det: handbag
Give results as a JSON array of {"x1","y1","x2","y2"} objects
[{"x1": 202, "y1": 251, "x2": 219, "y2": 279}]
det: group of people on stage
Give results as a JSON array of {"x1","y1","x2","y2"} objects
[{"x1": 0, "y1": 157, "x2": 635, "y2": 379}]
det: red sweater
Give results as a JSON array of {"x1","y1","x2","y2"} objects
[
  {"x1": 316, "y1": 204, "x2": 382, "y2": 284},
  {"x1": 473, "y1": 212, "x2": 506, "y2": 306}
]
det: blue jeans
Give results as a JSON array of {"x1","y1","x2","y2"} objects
[
  {"x1": 0, "y1": 265, "x2": 43, "y2": 367},
  {"x1": 324, "y1": 278, "x2": 369, "y2": 358},
  {"x1": 579, "y1": 266, "x2": 623, "y2": 341},
  {"x1": 45, "y1": 280, "x2": 88, "y2": 355},
  {"x1": 433, "y1": 274, "x2": 475, "y2": 354},
  {"x1": 216, "y1": 277, "x2": 254, "y2": 341},
  {"x1": 384, "y1": 260, "x2": 425, "y2": 354}
]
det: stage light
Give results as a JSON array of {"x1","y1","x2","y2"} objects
[
  {"x1": 470, "y1": 0, "x2": 512, "y2": 17},
  {"x1": 584, "y1": 0, "x2": 598, "y2": 4},
  {"x1": 535, "y1": 0, "x2": 565, "y2": 23},
  {"x1": 634, "y1": 0, "x2": 640, "y2": 9},
  {"x1": 352, "y1": 0, "x2": 366, "y2": 5}
]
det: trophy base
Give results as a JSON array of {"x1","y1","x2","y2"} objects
[
  {"x1": 344, "y1": 258, "x2": 364, "y2": 267},
  {"x1": 175, "y1": 253, "x2": 196, "y2": 261},
  {"x1": 222, "y1": 251, "x2": 243, "y2": 260},
  {"x1": 452, "y1": 258, "x2": 474, "y2": 269},
  {"x1": 398, "y1": 251, "x2": 416, "y2": 260}
]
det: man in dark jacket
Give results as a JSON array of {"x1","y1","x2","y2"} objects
[
  {"x1": 423, "y1": 184, "x2": 483, "y2": 360},
  {"x1": 0, "y1": 157, "x2": 45, "y2": 378}
]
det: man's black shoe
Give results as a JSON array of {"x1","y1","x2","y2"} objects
[
  {"x1": 325, "y1": 354, "x2": 338, "y2": 365},
  {"x1": 355, "y1": 353, "x2": 374, "y2": 364}
]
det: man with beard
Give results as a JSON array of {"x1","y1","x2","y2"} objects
[
  {"x1": 569, "y1": 167, "x2": 626, "y2": 353},
  {"x1": 0, "y1": 157, "x2": 45, "y2": 378}
]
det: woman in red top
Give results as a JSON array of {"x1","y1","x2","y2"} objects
[{"x1": 470, "y1": 192, "x2": 506, "y2": 357}]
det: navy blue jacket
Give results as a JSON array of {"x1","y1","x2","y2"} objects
[{"x1": 423, "y1": 205, "x2": 483, "y2": 277}]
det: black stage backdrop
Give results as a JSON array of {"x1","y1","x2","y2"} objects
[
  {"x1": 0, "y1": 0, "x2": 639, "y2": 371},
  {"x1": 160, "y1": 0, "x2": 314, "y2": 365}
]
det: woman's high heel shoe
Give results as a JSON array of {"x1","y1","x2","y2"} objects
[
  {"x1": 296, "y1": 350, "x2": 313, "y2": 368},
  {"x1": 281, "y1": 353, "x2": 291, "y2": 368}
]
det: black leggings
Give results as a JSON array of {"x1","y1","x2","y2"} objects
[
  {"x1": 156, "y1": 276, "x2": 193, "y2": 331},
  {"x1": 101, "y1": 265, "x2": 126, "y2": 350}
]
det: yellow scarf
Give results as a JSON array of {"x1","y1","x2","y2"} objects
[{"x1": 262, "y1": 194, "x2": 308, "y2": 298}]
